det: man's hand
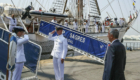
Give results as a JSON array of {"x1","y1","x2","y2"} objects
[
  {"x1": 51, "y1": 30, "x2": 55, "y2": 34},
  {"x1": 61, "y1": 59, "x2": 64, "y2": 64}
]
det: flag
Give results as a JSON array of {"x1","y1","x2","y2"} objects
[
  {"x1": 133, "y1": 2, "x2": 135, "y2": 6},
  {"x1": 130, "y1": 14, "x2": 132, "y2": 19},
  {"x1": 133, "y1": 0, "x2": 136, "y2": 3}
]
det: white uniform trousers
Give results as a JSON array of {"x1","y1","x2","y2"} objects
[
  {"x1": 95, "y1": 26, "x2": 98, "y2": 33},
  {"x1": 8, "y1": 63, "x2": 24, "y2": 80},
  {"x1": 9, "y1": 25, "x2": 15, "y2": 32},
  {"x1": 53, "y1": 57, "x2": 64, "y2": 80},
  {"x1": 102, "y1": 26, "x2": 105, "y2": 33},
  {"x1": 85, "y1": 28, "x2": 88, "y2": 33}
]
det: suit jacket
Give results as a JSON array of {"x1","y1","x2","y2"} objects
[
  {"x1": 48, "y1": 33, "x2": 68, "y2": 59},
  {"x1": 16, "y1": 35, "x2": 29, "y2": 63},
  {"x1": 103, "y1": 40, "x2": 126, "y2": 80}
]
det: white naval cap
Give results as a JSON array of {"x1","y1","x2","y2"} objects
[{"x1": 14, "y1": 26, "x2": 25, "y2": 32}]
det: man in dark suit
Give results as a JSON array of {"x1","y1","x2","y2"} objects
[{"x1": 103, "y1": 29, "x2": 126, "y2": 80}]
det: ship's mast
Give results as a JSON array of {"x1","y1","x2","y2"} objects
[
  {"x1": 63, "y1": 0, "x2": 68, "y2": 14},
  {"x1": 78, "y1": 0, "x2": 83, "y2": 27}
]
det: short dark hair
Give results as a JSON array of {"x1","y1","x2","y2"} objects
[
  {"x1": 56, "y1": 28, "x2": 63, "y2": 31},
  {"x1": 110, "y1": 29, "x2": 119, "y2": 38}
]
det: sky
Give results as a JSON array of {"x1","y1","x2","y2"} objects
[{"x1": 1, "y1": 0, "x2": 140, "y2": 35}]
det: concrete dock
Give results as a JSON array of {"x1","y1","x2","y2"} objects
[{"x1": 22, "y1": 50, "x2": 140, "y2": 80}]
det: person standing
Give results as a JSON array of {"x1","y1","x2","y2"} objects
[
  {"x1": 84, "y1": 15, "x2": 90, "y2": 33},
  {"x1": 94, "y1": 18, "x2": 98, "y2": 33},
  {"x1": 73, "y1": 19, "x2": 78, "y2": 30},
  {"x1": 39, "y1": 7, "x2": 42, "y2": 11},
  {"x1": 64, "y1": 20, "x2": 68, "y2": 27},
  {"x1": 4, "y1": 14, "x2": 17, "y2": 32},
  {"x1": 48, "y1": 27, "x2": 68, "y2": 80},
  {"x1": 51, "y1": 17, "x2": 57, "y2": 23},
  {"x1": 102, "y1": 23, "x2": 105, "y2": 33},
  {"x1": 103, "y1": 29, "x2": 126, "y2": 80},
  {"x1": 8, "y1": 26, "x2": 29, "y2": 80},
  {"x1": 119, "y1": 18, "x2": 124, "y2": 27}
]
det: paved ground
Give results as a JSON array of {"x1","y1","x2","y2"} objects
[{"x1": 22, "y1": 50, "x2": 140, "y2": 80}]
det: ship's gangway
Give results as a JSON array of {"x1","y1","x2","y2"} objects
[{"x1": 37, "y1": 21, "x2": 108, "y2": 64}]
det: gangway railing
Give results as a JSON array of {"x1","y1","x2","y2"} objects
[
  {"x1": 0, "y1": 15, "x2": 28, "y2": 33},
  {"x1": 37, "y1": 21, "x2": 108, "y2": 64},
  {"x1": 0, "y1": 16, "x2": 8, "y2": 31},
  {"x1": 0, "y1": 27, "x2": 42, "y2": 80},
  {"x1": 18, "y1": 16, "x2": 28, "y2": 33}
]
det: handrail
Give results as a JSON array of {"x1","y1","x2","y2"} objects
[
  {"x1": 0, "y1": 16, "x2": 9, "y2": 31},
  {"x1": 48, "y1": 21, "x2": 109, "y2": 44},
  {"x1": 0, "y1": 27, "x2": 42, "y2": 79},
  {"x1": 39, "y1": 20, "x2": 108, "y2": 43},
  {"x1": 18, "y1": 16, "x2": 28, "y2": 33}
]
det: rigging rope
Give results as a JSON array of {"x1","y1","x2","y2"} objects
[
  {"x1": 118, "y1": 0, "x2": 124, "y2": 18},
  {"x1": 107, "y1": 0, "x2": 117, "y2": 18},
  {"x1": 17, "y1": 0, "x2": 21, "y2": 7},
  {"x1": 128, "y1": 0, "x2": 133, "y2": 11},
  {"x1": 122, "y1": 0, "x2": 129, "y2": 16},
  {"x1": 101, "y1": 0, "x2": 115, "y2": 12}
]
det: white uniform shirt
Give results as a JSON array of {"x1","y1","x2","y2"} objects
[
  {"x1": 73, "y1": 21, "x2": 78, "y2": 30},
  {"x1": 64, "y1": 22, "x2": 68, "y2": 27},
  {"x1": 94, "y1": 20, "x2": 98, "y2": 33},
  {"x1": 51, "y1": 19, "x2": 57, "y2": 23},
  {"x1": 102, "y1": 24, "x2": 105, "y2": 32},
  {"x1": 16, "y1": 35, "x2": 29, "y2": 63},
  {"x1": 48, "y1": 33, "x2": 68, "y2": 59},
  {"x1": 6, "y1": 17, "x2": 17, "y2": 32},
  {"x1": 119, "y1": 19, "x2": 124, "y2": 26},
  {"x1": 84, "y1": 17, "x2": 90, "y2": 29}
]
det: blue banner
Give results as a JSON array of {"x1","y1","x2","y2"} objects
[
  {"x1": 0, "y1": 40, "x2": 8, "y2": 75},
  {"x1": 24, "y1": 42, "x2": 41, "y2": 73},
  {"x1": 39, "y1": 21, "x2": 107, "y2": 58}
]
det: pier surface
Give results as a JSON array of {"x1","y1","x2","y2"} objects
[{"x1": 22, "y1": 50, "x2": 140, "y2": 80}]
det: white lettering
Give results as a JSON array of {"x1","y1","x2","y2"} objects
[{"x1": 69, "y1": 33, "x2": 86, "y2": 43}]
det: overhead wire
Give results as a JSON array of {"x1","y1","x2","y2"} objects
[
  {"x1": 17, "y1": 0, "x2": 21, "y2": 7},
  {"x1": 101, "y1": 0, "x2": 115, "y2": 12},
  {"x1": 122, "y1": 0, "x2": 129, "y2": 16},
  {"x1": 128, "y1": 0, "x2": 133, "y2": 10},
  {"x1": 107, "y1": 0, "x2": 117, "y2": 18},
  {"x1": 118, "y1": 0, "x2": 124, "y2": 18}
]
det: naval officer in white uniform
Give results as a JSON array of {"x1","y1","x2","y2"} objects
[
  {"x1": 48, "y1": 27, "x2": 68, "y2": 80},
  {"x1": 8, "y1": 26, "x2": 29, "y2": 80},
  {"x1": 94, "y1": 18, "x2": 98, "y2": 33},
  {"x1": 64, "y1": 20, "x2": 68, "y2": 27},
  {"x1": 51, "y1": 17, "x2": 57, "y2": 23},
  {"x1": 102, "y1": 23, "x2": 105, "y2": 33},
  {"x1": 4, "y1": 14, "x2": 17, "y2": 32},
  {"x1": 84, "y1": 16, "x2": 90, "y2": 33},
  {"x1": 73, "y1": 19, "x2": 78, "y2": 30}
]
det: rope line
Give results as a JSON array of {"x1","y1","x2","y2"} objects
[
  {"x1": 107, "y1": 0, "x2": 117, "y2": 18},
  {"x1": 101, "y1": 0, "x2": 115, "y2": 12},
  {"x1": 118, "y1": 0, "x2": 124, "y2": 18}
]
